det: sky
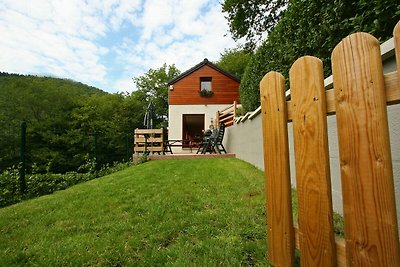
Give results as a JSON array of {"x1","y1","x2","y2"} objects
[{"x1": 0, "y1": 0, "x2": 240, "y2": 93}]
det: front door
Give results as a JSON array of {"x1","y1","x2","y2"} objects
[{"x1": 182, "y1": 114, "x2": 204, "y2": 148}]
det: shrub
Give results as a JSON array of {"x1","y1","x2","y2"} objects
[
  {"x1": 0, "y1": 160, "x2": 133, "y2": 208},
  {"x1": 25, "y1": 172, "x2": 89, "y2": 198},
  {"x1": 0, "y1": 167, "x2": 21, "y2": 207}
]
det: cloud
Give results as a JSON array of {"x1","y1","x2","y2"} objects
[
  {"x1": 0, "y1": 0, "x2": 239, "y2": 93},
  {"x1": 0, "y1": 0, "x2": 138, "y2": 88},
  {"x1": 112, "y1": 77, "x2": 137, "y2": 93},
  {"x1": 113, "y1": 0, "x2": 239, "y2": 92}
]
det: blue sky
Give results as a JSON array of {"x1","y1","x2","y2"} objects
[{"x1": 0, "y1": 0, "x2": 240, "y2": 93}]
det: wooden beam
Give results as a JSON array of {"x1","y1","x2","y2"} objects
[
  {"x1": 286, "y1": 71, "x2": 400, "y2": 121},
  {"x1": 290, "y1": 56, "x2": 336, "y2": 266},
  {"x1": 294, "y1": 226, "x2": 346, "y2": 267},
  {"x1": 219, "y1": 116, "x2": 233, "y2": 123},
  {"x1": 134, "y1": 147, "x2": 163, "y2": 152},
  {"x1": 394, "y1": 21, "x2": 400, "y2": 77},
  {"x1": 219, "y1": 103, "x2": 234, "y2": 113},
  {"x1": 134, "y1": 129, "x2": 163, "y2": 134},
  {"x1": 332, "y1": 32, "x2": 400, "y2": 266},
  {"x1": 134, "y1": 137, "x2": 163, "y2": 143},
  {"x1": 260, "y1": 71, "x2": 295, "y2": 266}
]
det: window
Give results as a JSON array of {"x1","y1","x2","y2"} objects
[{"x1": 200, "y1": 77, "x2": 212, "y2": 91}]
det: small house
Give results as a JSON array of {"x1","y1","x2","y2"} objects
[{"x1": 167, "y1": 58, "x2": 240, "y2": 152}]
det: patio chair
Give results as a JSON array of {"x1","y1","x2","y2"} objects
[
  {"x1": 196, "y1": 129, "x2": 215, "y2": 154},
  {"x1": 200, "y1": 123, "x2": 227, "y2": 154},
  {"x1": 212, "y1": 123, "x2": 227, "y2": 154}
]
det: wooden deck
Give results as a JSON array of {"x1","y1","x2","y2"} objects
[{"x1": 133, "y1": 153, "x2": 235, "y2": 162}]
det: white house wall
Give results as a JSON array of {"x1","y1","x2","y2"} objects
[{"x1": 168, "y1": 104, "x2": 230, "y2": 153}]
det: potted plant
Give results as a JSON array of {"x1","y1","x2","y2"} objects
[{"x1": 199, "y1": 89, "x2": 214, "y2": 97}]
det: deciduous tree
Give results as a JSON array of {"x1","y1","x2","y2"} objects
[
  {"x1": 216, "y1": 46, "x2": 252, "y2": 80},
  {"x1": 133, "y1": 64, "x2": 180, "y2": 128},
  {"x1": 238, "y1": 0, "x2": 400, "y2": 111},
  {"x1": 221, "y1": 0, "x2": 288, "y2": 49}
]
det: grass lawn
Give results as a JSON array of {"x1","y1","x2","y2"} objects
[
  {"x1": 0, "y1": 158, "x2": 270, "y2": 266},
  {"x1": 0, "y1": 157, "x2": 344, "y2": 266}
]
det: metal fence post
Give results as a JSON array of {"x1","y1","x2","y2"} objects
[
  {"x1": 19, "y1": 121, "x2": 27, "y2": 193},
  {"x1": 93, "y1": 130, "x2": 98, "y2": 169},
  {"x1": 126, "y1": 134, "x2": 131, "y2": 162}
]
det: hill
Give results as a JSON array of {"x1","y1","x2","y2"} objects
[
  {"x1": 0, "y1": 72, "x2": 145, "y2": 173},
  {"x1": 0, "y1": 158, "x2": 269, "y2": 266},
  {"x1": 0, "y1": 72, "x2": 107, "y2": 96}
]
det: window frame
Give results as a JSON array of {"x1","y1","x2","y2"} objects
[{"x1": 200, "y1": 77, "x2": 212, "y2": 91}]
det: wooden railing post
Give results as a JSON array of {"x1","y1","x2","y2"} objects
[
  {"x1": 332, "y1": 32, "x2": 400, "y2": 266},
  {"x1": 260, "y1": 71, "x2": 295, "y2": 267},
  {"x1": 233, "y1": 101, "x2": 237, "y2": 118}
]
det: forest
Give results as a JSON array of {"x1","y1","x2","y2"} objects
[{"x1": 0, "y1": 67, "x2": 178, "y2": 174}]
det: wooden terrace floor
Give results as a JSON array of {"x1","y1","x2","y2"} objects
[{"x1": 133, "y1": 153, "x2": 235, "y2": 162}]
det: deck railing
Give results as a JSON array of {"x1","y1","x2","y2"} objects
[{"x1": 216, "y1": 101, "x2": 237, "y2": 128}]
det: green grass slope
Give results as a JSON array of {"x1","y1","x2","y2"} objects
[{"x1": 0, "y1": 158, "x2": 270, "y2": 266}]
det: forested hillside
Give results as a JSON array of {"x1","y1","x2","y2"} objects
[{"x1": 0, "y1": 72, "x2": 146, "y2": 173}]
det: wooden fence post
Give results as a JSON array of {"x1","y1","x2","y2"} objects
[
  {"x1": 290, "y1": 56, "x2": 336, "y2": 266},
  {"x1": 260, "y1": 71, "x2": 295, "y2": 267},
  {"x1": 394, "y1": 21, "x2": 400, "y2": 80},
  {"x1": 332, "y1": 32, "x2": 400, "y2": 266}
]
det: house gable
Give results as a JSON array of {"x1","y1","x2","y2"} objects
[{"x1": 168, "y1": 59, "x2": 240, "y2": 105}]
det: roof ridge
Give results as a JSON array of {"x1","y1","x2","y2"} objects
[{"x1": 167, "y1": 58, "x2": 240, "y2": 85}]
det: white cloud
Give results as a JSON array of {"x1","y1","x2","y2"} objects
[
  {"x1": 0, "y1": 0, "x2": 240, "y2": 93},
  {"x1": 140, "y1": 0, "x2": 174, "y2": 40},
  {"x1": 109, "y1": 0, "x2": 142, "y2": 30},
  {"x1": 111, "y1": 1, "x2": 239, "y2": 93},
  {"x1": 113, "y1": 77, "x2": 137, "y2": 93},
  {"x1": 0, "y1": 0, "x2": 123, "y2": 87}
]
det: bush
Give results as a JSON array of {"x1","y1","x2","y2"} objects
[
  {"x1": 240, "y1": 0, "x2": 400, "y2": 111},
  {"x1": 25, "y1": 172, "x2": 90, "y2": 198},
  {"x1": 0, "y1": 167, "x2": 21, "y2": 207},
  {"x1": 0, "y1": 160, "x2": 133, "y2": 208}
]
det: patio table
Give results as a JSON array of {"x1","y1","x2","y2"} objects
[{"x1": 164, "y1": 140, "x2": 193, "y2": 154}]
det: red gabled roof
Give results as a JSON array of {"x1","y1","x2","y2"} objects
[{"x1": 167, "y1": 58, "x2": 240, "y2": 85}]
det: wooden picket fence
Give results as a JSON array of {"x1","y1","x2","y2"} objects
[
  {"x1": 216, "y1": 101, "x2": 237, "y2": 127},
  {"x1": 260, "y1": 21, "x2": 400, "y2": 266}
]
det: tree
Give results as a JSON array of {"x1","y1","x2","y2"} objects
[
  {"x1": 0, "y1": 73, "x2": 145, "y2": 173},
  {"x1": 133, "y1": 64, "x2": 180, "y2": 128},
  {"x1": 221, "y1": 0, "x2": 289, "y2": 49},
  {"x1": 216, "y1": 46, "x2": 252, "y2": 80},
  {"x1": 238, "y1": 0, "x2": 400, "y2": 111}
]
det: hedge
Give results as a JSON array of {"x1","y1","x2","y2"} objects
[{"x1": 0, "y1": 161, "x2": 132, "y2": 208}]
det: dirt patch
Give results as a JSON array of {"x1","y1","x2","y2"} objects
[{"x1": 246, "y1": 191, "x2": 261, "y2": 198}]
